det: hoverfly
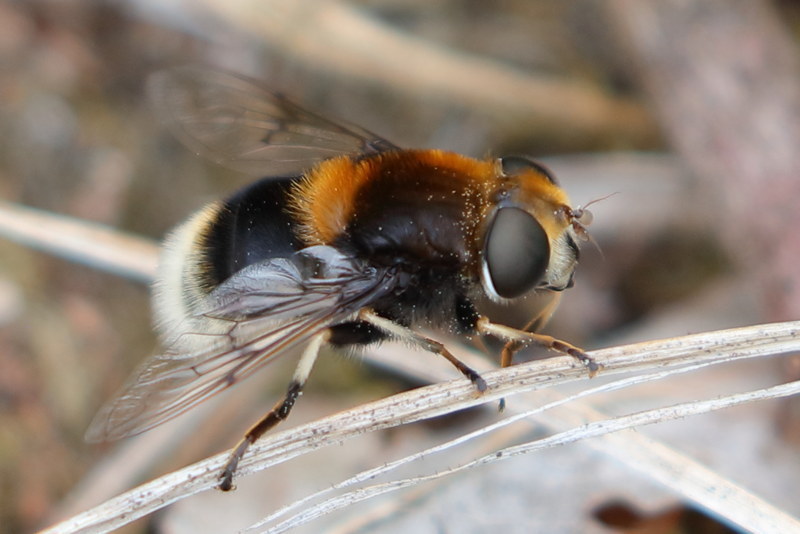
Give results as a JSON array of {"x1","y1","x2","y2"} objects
[{"x1": 86, "y1": 67, "x2": 598, "y2": 491}]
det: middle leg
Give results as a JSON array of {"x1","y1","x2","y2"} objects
[{"x1": 358, "y1": 308, "x2": 487, "y2": 392}]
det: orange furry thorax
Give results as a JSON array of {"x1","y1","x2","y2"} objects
[{"x1": 289, "y1": 149, "x2": 497, "y2": 246}]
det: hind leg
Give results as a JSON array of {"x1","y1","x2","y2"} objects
[{"x1": 218, "y1": 330, "x2": 329, "y2": 491}]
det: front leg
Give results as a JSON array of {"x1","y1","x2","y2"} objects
[{"x1": 476, "y1": 317, "x2": 600, "y2": 376}]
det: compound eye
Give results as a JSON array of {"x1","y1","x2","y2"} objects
[
  {"x1": 483, "y1": 207, "x2": 550, "y2": 299},
  {"x1": 499, "y1": 156, "x2": 558, "y2": 184}
]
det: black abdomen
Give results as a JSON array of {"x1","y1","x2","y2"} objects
[{"x1": 202, "y1": 176, "x2": 304, "y2": 286}]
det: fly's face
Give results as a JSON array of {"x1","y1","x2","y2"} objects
[{"x1": 479, "y1": 156, "x2": 585, "y2": 302}]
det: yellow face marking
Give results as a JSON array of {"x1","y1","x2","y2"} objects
[{"x1": 515, "y1": 168, "x2": 573, "y2": 241}]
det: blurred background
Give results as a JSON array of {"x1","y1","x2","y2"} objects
[{"x1": 1, "y1": 1, "x2": 799, "y2": 532}]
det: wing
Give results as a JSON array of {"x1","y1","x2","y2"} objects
[
  {"x1": 85, "y1": 246, "x2": 398, "y2": 442},
  {"x1": 147, "y1": 67, "x2": 399, "y2": 177}
]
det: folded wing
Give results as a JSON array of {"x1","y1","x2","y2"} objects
[{"x1": 86, "y1": 246, "x2": 397, "y2": 442}]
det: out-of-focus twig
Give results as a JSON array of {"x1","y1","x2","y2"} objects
[
  {"x1": 0, "y1": 201, "x2": 158, "y2": 283},
  {"x1": 186, "y1": 0, "x2": 654, "y2": 145}
]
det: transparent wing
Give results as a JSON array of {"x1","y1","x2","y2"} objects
[
  {"x1": 147, "y1": 67, "x2": 399, "y2": 177},
  {"x1": 85, "y1": 246, "x2": 398, "y2": 442}
]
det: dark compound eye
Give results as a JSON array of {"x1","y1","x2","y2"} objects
[
  {"x1": 483, "y1": 207, "x2": 550, "y2": 299},
  {"x1": 499, "y1": 156, "x2": 558, "y2": 184}
]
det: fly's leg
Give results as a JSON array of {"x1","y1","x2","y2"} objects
[
  {"x1": 477, "y1": 317, "x2": 600, "y2": 376},
  {"x1": 218, "y1": 331, "x2": 329, "y2": 491},
  {"x1": 359, "y1": 309, "x2": 487, "y2": 393}
]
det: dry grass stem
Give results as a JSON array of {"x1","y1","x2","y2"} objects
[{"x1": 42, "y1": 320, "x2": 800, "y2": 533}]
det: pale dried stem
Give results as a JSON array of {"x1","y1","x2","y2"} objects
[{"x1": 41, "y1": 320, "x2": 800, "y2": 533}]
